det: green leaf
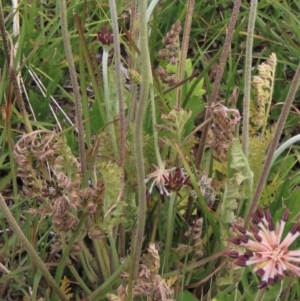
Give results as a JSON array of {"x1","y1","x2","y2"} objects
[
  {"x1": 160, "y1": 107, "x2": 192, "y2": 146},
  {"x1": 178, "y1": 290, "x2": 198, "y2": 301}
]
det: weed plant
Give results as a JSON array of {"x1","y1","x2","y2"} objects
[{"x1": 0, "y1": 0, "x2": 300, "y2": 300}]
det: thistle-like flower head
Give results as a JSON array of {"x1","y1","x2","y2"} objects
[
  {"x1": 145, "y1": 163, "x2": 189, "y2": 198},
  {"x1": 228, "y1": 207, "x2": 300, "y2": 289}
]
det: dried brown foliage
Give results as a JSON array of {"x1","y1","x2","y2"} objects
[
  {"x1": 107, "y1": 243, "x2": 175, "y2": 301},
  {"x1": 208, "y1": 103, "x2": 241, "y2": 162},
  {"x1": 13, "y1": 130, "x2": 103, "y2": 252},
  {"x1": 157, "y1": 20, "x2": 181, "y2": 86}
]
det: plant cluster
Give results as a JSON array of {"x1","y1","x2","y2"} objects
[{"x1": 0, "y1": 0, "x2": 300, "y2": 301}]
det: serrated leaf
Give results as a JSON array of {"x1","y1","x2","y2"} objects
[
  {"x1": 60, "y1": 276, "x2": 73, "y2": 300},
  {"x1": 98, "y1": 161, "x2": 123, "y2": 212},
  {"x1": 160, "y1": 107, "x2": 192, "y2": 146},
  {"x1": 164, "y1": 275, "x2": 179, "y2": 288}
]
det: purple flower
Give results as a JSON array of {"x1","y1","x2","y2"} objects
[
  {"x1": 228, "y1": 207, "x2": 300, "y2": 289},
  {"x1": 97, "y1": 24, "x2": 113, "y2": 46},
  {"x1": 145, "y1": 163, "x2": 189, "y2": 198}
]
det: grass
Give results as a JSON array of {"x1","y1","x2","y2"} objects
[{"x1": 1, "y1": 0, "x2": 300, "y2": 300}]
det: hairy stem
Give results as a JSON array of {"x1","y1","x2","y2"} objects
[
  {"x1": 150, "y1": 86, "x2": 164, "y2": 168},
  {"x1": 245, "y1": 62, "x2": 300, "y2": 225},
  {"x1": 109, "y1": 0, "x2": 126, "y2": 181},
  {"x1": 242, "y1": 0, "x2": 258, "y2": 157},
  {"x1": 131, "y1": 0, "x2": 150, "y2": 282},
  {"x1": 60, "y1": 0, "x2": 87, "y2": 176},
  {"x1": 108, "y1": 0, "x2": 126, "y2": 259},
  {"x1": 195, "y1": 0, "x2": 242, "y2": 169},
  {"x1": 0, "y1": 194, "x2": 68, "y2": 301},
  {"x1": 126, "y1": 0, "x2": 139, "y2": 128}
]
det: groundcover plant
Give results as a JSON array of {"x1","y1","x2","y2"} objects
[{"x1": 0, "y1": 0, "x2": 300, "y2": 300}]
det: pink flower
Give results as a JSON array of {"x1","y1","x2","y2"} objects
[{"x1": 228, "y1": 207, "x2": 300, "y2": 289}]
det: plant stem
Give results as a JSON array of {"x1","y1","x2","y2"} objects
[
  {"x1": 73, "y1": 14, "x2": 106, "y2": 122},
  {"x1": 67, "y1": 259, "x2": 92, "y2": 295},
  {"x1": 176, "y1": 0, "x2": 195, "y2": 106},
  {"x1": 79, "y1": 32, "x2": 92, "y2": 147},
  {"x1": 245, "y1": 62, "x2": 300, "y2": 225},
  {"x1": 125, "y1": 1, "x2": 138, "y2": 128},
  {"x1": 102, "y1": 48, "x2": 119, "y2": 159},
  {"x1": 6, "y1": 63, "x2": 18, "y2": 197},
  {"x1": 0, "y1": 0, "x2": 32, "y2": 133},
  {"x1": 130, "y1": 0, "x2": 150, "y2": 283},
  {"x1": 272, "y1": 134, "x2": 300, "y2": 165},
  {"x1": 150, "y1": 88, "x2": 164, "y2": 168},
  {"x1": 242, "y1": 0, "x2": 258, "y2": 157},
  {"x1": 0, "y1": 193, "x2": 68, "y2": 301},
  {"x1": 164, "y1": 193, "x2": 176, "y2": 272},
  {"x1": 87, "y1": 257, "x2": 129, "y2": 301},
  {"x1": 109, "y1": 0, "x2": 126, "y2": 182},
  {"x1": 254, "y1": 287, "x2": 266, "y2": 301},
  {"x1": 195, "y1": 0, "x2": 242, "y2": 169},
  {"x1": 60, "y1": 0, "x2": 86, "y2": 176}
]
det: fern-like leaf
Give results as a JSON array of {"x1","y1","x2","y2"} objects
[
  {"x1": 159, "y1": 107, "x2": 192, "y2": 146},
  {"x1": 249, "y1": 53, "x2": 277, "y2": 134},
  {"x1": 248, "y1": 126, "x2": 275, "y2": 188},
  {"x1": 60, "y1": 276, "x2": 73, "y2": 300},
  {"x1": 222, "y1": 139, "x2": 253, "y2": 223}
]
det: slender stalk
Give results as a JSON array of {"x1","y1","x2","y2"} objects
[
  {"x1": 78, "y1": 252, "x2": 97, "y2": 285},
  {"x1": 73, "y1": 14, "x2": 106, "y2": 122},
  {"x1": 164, "y1": 193, "x2": 176, "y2": 272},
  {"x1": 102, "y1": 48, "x2": 119, "y2": 158},
  {"x1": 130, "y1": 0, "x2": 150, "y2": 283},
  {"x1": 108, "y1": 0, "x2": 125, "y2": 144},
  {"x1": 0, "y1": 1, "x2": 32, "y2": 133},
  {"x1": 93, "y1": 239, "x2": 110, "y2": 279},
  {"x1": 271, "y1": 134, "x2": 300, "y2": 165},
  {"x1": 52, "y1": 213, "x2": 89, "y2": 301},
  {"x1": 79, "y1": 39, "x2": 92, "y2": 147},
  {"x1": 11, "y1": 0, "x2": 20, "y2": 88},
  {"x1": 87, "y1": 258, "x2": 129, "y2": 301},
  {"x1": 126, "y1": 0, "x2": 138, "y2": 128},
  {"x1": 245, "y1": 62, "x2": 300, "y2": 225},
  {"x1": 67, "y1": 259, "x2": 92, "y2": 295},
  {"x1": 0, "y1": 194, "x2": 68, "y2": 301},
  {"x1": 242, "y1": 0, "x2": 258, "y2": 157},
  {"x1": 195, "y1": 0, "x2": 242, "y2": 168},
  {"x1": 7, "y1": 62, "x2": 18, "y2": 197},
  {"x1": 150, "y1": 88, "x2": 164, "y2": 168},
  {"x1": 150, "y1": 211, "x2": 159, "y2": 242},
  {"x1": 254, "y1": 287, "x2": 266, "y2": 301},
  {"x1": 176, "y1": 0, "x2": 195, "y2": 106},
  {"x1": 108, "y1": 235, "x2": 119, "y2": 275},
  {"x1": 108, "y1": 0, "x2": 126, "y2": 195},
  {"x1": 60, "y1": 0, "x2": 86, "y2": 176}
]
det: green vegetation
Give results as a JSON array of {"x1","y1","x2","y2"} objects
[{"x1": 1, "y1": 0, "x2": 300, "y2": 300}]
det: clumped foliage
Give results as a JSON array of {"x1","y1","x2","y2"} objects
[{"x1": 1, "y1": 0, "x2": 300, "y2": 301}]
